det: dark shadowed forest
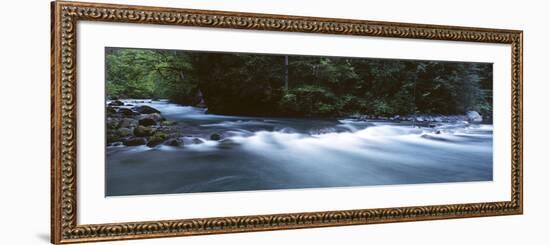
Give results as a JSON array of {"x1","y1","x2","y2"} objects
[{"x1": 106, "y1": 47, "x2": 492, "y2": 118}]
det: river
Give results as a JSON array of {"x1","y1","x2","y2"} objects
[{"x1": 106, "y1": 100, "x2": 493, "y2": 196}]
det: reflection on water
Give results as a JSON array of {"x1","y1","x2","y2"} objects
[{"x1": 106, "y1": 100, "x2": 493, "y2": 196}]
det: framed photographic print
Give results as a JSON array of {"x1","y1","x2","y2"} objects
[{"x1": 51, "y1": 0, "x2": 523, "y2": 243}]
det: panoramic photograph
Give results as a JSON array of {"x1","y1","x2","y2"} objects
[{"x1": 104, "y1": 47, "x2": 493, "y2": 196}]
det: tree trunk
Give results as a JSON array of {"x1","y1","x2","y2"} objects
[{"x1": 284, "y1": 55, "x2": 289, "y2": 90}]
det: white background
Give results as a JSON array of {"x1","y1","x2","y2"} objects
[
  {"x1": 78, "y1": 21, "x2": 511, "y2": 224},
  {"x1": 0, "y1": 0, "x2": 548, "y2": 244}
]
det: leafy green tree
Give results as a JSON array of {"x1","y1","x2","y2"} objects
[{"x1": 106, "y1": 48, "x2": 160, "y2": 98}]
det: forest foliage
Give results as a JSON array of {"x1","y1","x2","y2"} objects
[{"x1": 106, "y1": 47, "x2": 492, "y2": 117}]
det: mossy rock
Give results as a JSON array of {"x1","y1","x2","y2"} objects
[
  {"x1": 139, "y1": 118, "x2": 157, "y2": 126},
  {"x1": 106, "y1": 133, "x2": 120, "y2": 143},
  {"x1": 118, "y1": 118, "x2": 138, "y2": 128},
  {"x1": 146, "y1": 132, "x2": 169, "y2": 147},
  {"x1": 153, "y1": 131, "x2": 168, "y2": 139},
  {"x1": 210, "y1": 133, "x2": 222, "y2": 141},
  {"x1": 117, "y1": 127, "x2": 132, "y2": 137},
  {"x1": 134, "y1": 125, "x2": 155, "y2": 137},
  {"x1": 106, "y1": 117, "x2": 121, "y2": 129},
  {"x1": 164, "y1": 138, "x2": 183, "y2": 146},
  {"x1": 106, "y1": 106, "x2": 117, "y2": 115},
  {"x1": 123, "y1": 137, "x2": 147, "y2": 146},
  {"x1": 139, "y1": 113, "x2": 164, "y2": 122},
  {"x1": 135, "y1": 105, "x2": 160, "y2": 114},
  {"x1": 118, "y1": 108, "x2": 139, "y2": 117},
  {"x1": 108, "y1": 100, "x2": 124, "y2": 106}
]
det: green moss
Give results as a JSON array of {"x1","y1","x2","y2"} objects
[
  {"x1": 153, "y1": 131, "x2": 168, "y2": 139},
  {"x1": 146, "y1": 131, "x2": 169, "y2": 147}
]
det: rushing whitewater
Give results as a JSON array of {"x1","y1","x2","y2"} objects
[{"x1": 106, "y1": 100, "x2": 493, "y2": 196}]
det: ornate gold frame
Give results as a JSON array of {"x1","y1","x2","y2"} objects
[{"x1": 51, "y1": 1, "x2": 523, "y2": 243}]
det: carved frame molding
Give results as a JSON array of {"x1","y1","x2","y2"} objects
[{"x1": 51, "y1": 1, "x2": 523, "y2": 243}]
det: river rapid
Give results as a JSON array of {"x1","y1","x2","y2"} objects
[{"x1": 106, "y1": 100, "x2": 493, "y2": 196}]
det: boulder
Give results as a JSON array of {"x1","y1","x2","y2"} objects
[
  {"x1": 139, "y1": 113, "x2": 164, "y2": 122},
  {"x1": 139, "y1": 118, "x2": 157, "y2": 126},
  {"x1": 108, "y1": 100, "x2": 124, "y2": 106},
  {"x1": 106, "y1": 106, "x2": 117, "y2": 114},
  {"x1": 146, "y1": 132, "x2": 168, "y2": 147},
  {"x1": 118, "y1": 118, "x2": 138, "y2": 128},
  {"x1": 134, "y1": 125, "x2": 155, "y2": 137},
  {"x1": 106, "y1": 117, "x2": 121, "y2": 129},
  {"x1": 106, "y1": 133, "x2": 120, "y2": 143},
  {"x1": 165, "y1": 138, "x2": 183, "y2": 146},
  {"x1": 210, "y1": 133, "x2": 222, "y2": 141},
  {"x1": 182, "y1": 137, "x2": 204, "y2": 145},
  {"x1": 134, "y1": 105, "x2": 160, "y2": 114},
  {"x1": 124, "y1": 137, "x2": 147, "y2": 146},
  {"x1": 117, "y1": 127, "x2": 132, "y2": 137},
  {"x1": 118, "y1": 108, "x2": 139, "y2": 117},
  {"x1": 466, "y1": 111, "x2": 483, "y2": 123}
]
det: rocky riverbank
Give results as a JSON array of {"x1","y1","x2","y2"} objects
[
  {"x1": 106, "y1": 100, "x2": 184, "y2": 147},
  {"x1": 348, "y1": 110, "x2": 487, "y2": 125},
  {"x1": 106, "y1": 99, "x2": 489, "y2": 148}
]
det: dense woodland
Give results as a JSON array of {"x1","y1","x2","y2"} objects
[{"x1": 106, "y1": 47, "x2": 492, "y2": 118}]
